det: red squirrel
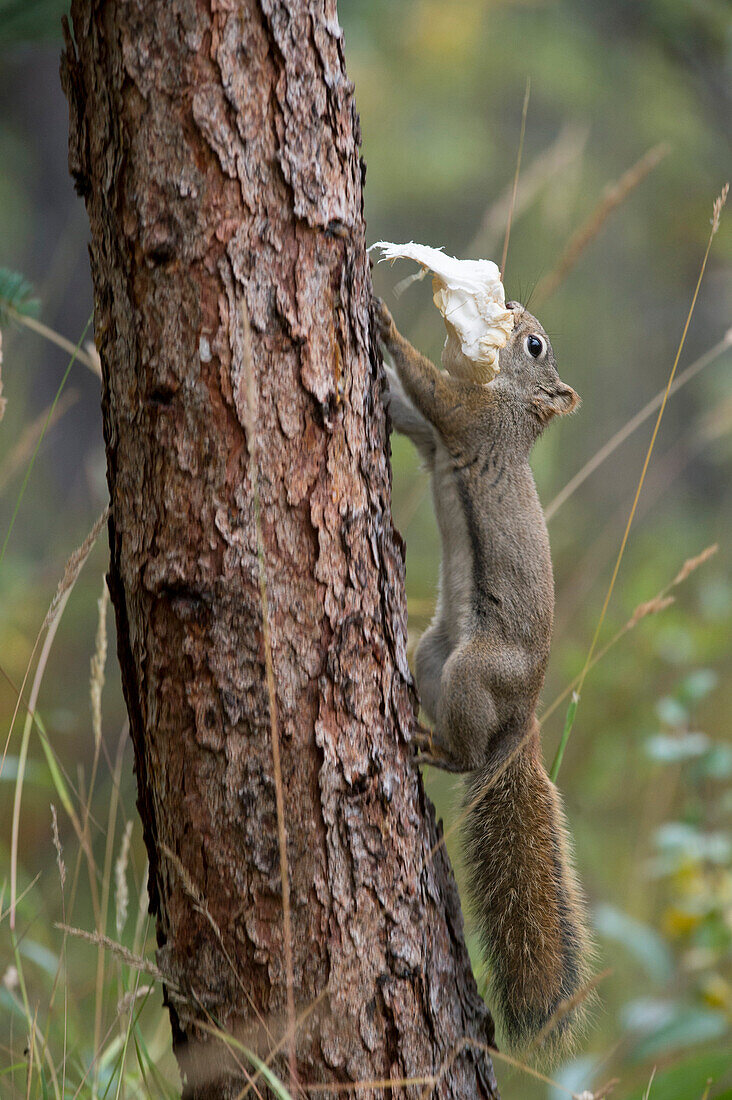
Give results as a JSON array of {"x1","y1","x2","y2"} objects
[{"x1": 375, "y1": 295, "x2": 593, "y2": 1062}]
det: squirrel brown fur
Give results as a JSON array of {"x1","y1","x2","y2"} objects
[{"x1": 374, "y1": 295, "x2": 593, "y2": 1063}]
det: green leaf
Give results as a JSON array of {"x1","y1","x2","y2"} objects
[
  {"x1": 624, "y1": 1000, "x2": 728, "y2": 1063},
  {"x1": 678, "y1": 669, "x2": 718, "y2": 704},
  {"x1": 622, "y1": 1050, "x2": 732, "y2": 1100},
  {"x1": 694, "y1": 744, "x2": 732, "y2": 780},
  {"x1": 19, "y1": 939, "x2": 58, "y2": 977},
  {"x1": 548, "y1": 1056, "x2": 597, "y2": 1100},
  {"x1": 655, "y1": 822, "x2": 731, "y2": 864},
  {"x1": 0, "y1": 267, "x2": 40, "y2": 324},
  {"x1": 549, "y1": 690, "x2": 579, "y2": 781},
  {"x1": 656, "y1": 695, "x2": 688, "y2": 728},
  {"x1": 595, "y1": 903, "x2": 674, "y2": 983},
  {"x1": 646, "y1": 731, "x2": 710, "y2": 762}
]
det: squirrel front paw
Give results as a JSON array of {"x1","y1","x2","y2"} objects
[{"x1": 372, "y1": 296, "x2": 397, "y2": 346}]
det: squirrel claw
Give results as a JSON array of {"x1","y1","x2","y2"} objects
[
  {"x1": 414, "y1": 749, "x2": 464, "y2": 774},
  {"x1": 412, "y1": 729, "x2": 464, "y2": 773}
]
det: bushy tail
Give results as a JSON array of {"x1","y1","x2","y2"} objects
[{"x1": 463, "y1": 722, "x2": 593, "y2": 1064}]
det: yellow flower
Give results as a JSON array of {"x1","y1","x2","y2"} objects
[
  {"x1": 700, "y1": 974, "x2": 731, "y2": 1011},
  {"x1": 662, "y1": 906, "x2": 702, "y2": 938}
]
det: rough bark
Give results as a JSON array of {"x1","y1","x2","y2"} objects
[{"x1": 61, "y1": 2, "x2": 497, "y2": 1096}]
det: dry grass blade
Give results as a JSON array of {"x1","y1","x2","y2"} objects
[
  {"x1": 0, "y1": 390, "x2": 79, "y2": 495},
  {"x1": 1, "y1": 506, "x2": 108, "y2": 786},
  {"x1": 642, "y1": 1066, "x2": 657, "y2": 1100},
  {"x1": 535, "y1": 143, "x2": 670, "y2": 304},
  {"x1": 189, "y1": 1019, "x2": 278, "y2": 1100},
  {"x1": 545, "y1": 332, "x2": 732, "y2": 522},
  {"x1": 161, "y1": 842, "x2": 285, "y2": 1069},
  {"x1": 0, "y1": 311, "x2": 92, "y2": 570},
  {"x1": 116, "y1": 985, "x2": 153, "y2": 1017},
  {"x1": 50, "y1": 804, "x2": 66, "y2": 889},
  {"x1": 433, "y1": 541, "x2": 717, "y2": 864},
  {"x1": 305, "y1": 1034, "x2": 605, "y2": 1097},
  {"x1": 114, "y1": 819, "x2": 133, "y2": 936},
  {"x1": 44, "y1": 508, "x2": 109, "y2": 631},
  {"x1": 240, "y1": 299, "x2": 297, "y2": 1091},
  {"x1": 10, "y1": 589, "x2": 71, "y2": 929},
  {"x1": 235, "y1": 991, "x2": 327, "y2": 1100},
  {"x1": 5, "y1": 509, "x2": 109, "y2": 931},
  {"x1": 672, "y1": 543, "x2": 718, "y2": 586},
  {"x1": 9, "y1": 307, "x2": 100, "y2": 375},
  {"x1": 541, "y1": 543, "x2": 717, "y2": 727},
  {"x1": 89, "y1": 576, "x2": 109, "y2": 750},
  {"x1": 528, "y1": 968, "x2": 611, "y2": 1056},
  {"x1": 54, "y1": 923, "x2": 171, "y2": 985}
]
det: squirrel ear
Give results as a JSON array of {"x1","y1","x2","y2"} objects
[{"x1": 532, "y1": 381, "x2": 579, "y2": 421}]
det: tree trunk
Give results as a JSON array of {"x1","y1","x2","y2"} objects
[{"x1": 61, "y1": 2, "x2": 497, "y2": 1096}]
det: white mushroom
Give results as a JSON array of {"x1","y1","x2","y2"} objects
[{"x1": 371, "y1": 241, "x2": 514, "y2": 384}]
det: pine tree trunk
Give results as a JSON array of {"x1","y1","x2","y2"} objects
[{"x1": 61, "y1": 2, "x2": 498, "y2": 1096}]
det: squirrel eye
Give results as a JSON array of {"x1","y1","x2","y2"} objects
[{"x1": 525, "y1": 334, "x2": 545, "y2": 359}]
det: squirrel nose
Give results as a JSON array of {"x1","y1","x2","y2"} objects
[{"x1": 506, "y1": 300, "x2": 519, "y2": 311}]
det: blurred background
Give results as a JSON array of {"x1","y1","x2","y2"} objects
[{"x1": 0, "y1": 1, "x2": 730, "y2": 1098}]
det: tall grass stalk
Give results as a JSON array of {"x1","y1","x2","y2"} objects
[
  {"x1": 545, "y1": 330, "x2": 732, "y2": 521},
  {"x1": 500, "y1": 76, "x2": 530, "y2": 281},
  {"x1": 549, "y1": 184, "x2": 728, "y2": 781}
]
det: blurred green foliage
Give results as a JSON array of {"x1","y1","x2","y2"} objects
[{"x1": 1, "y1": 0, "x2": 730, "y2": 1097}]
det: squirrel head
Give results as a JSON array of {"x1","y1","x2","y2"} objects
[{"x1": 491, "y1": 303, "x2": 580, "y2": 430}]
